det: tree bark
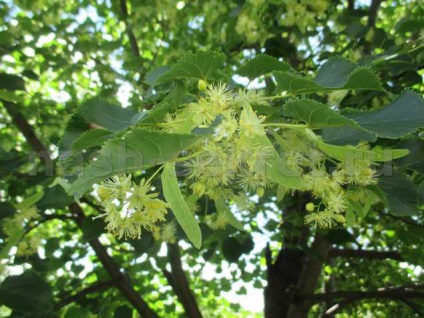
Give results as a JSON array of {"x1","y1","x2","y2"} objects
[{"x1": 264, "y1": 193, "x2": 311, "y2": 318}]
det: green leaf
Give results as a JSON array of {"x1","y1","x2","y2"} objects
[
  {"x1": 214, "y1": 197, "x2": 244, "y2": 231},
  {"x1": 157, "y1": 51, "x2": 226, "y2": 83},
  {"x1": 135, "y1": 103, "x2": 174, "y2": 125},
  {"x1": 300, "y1": 126, "x2": 407, "y2": 161},
  {"x1": 0, "y1": 89, "x2": 24, "y2": 103},
  {"x1": 284, "y1": 99, "x2": 366, "y2": 129},
  {"x1": 316, "y1": 141, "x2": 409, "y2": 162},
  {"x1": 246, "y1": 106, "x2": 305, "y2": 190},
  {"x1": 0, "y1": 271, "x2": 53, "y2": 313},
  {"x1": 379, "y1": 171, "x2": 420, "y2": 216},
  {"x1": 353, "y1": 90, "x2": 424, "y2": 138},
  {"x1": 65, "y1": 305, "x2": 92, "y2": 318},
  {"x1": 345, "y1": 209, "x2": 356, "y2": 227},
  {"x1": 274, "y1": 59, "x2": 383, "y2": 95},
  {"x1": 71, "y1": 129, "x2": 114, "y2": 152},
  {"x1": 315, "y1": 57, "x2": 355, "y2": 88},
  {"x1": 161, "y1": 162, "x2": 202, "y2": 248},
  {"x1": 59, "y1": 113, "x2": 90, "y2": 153},
  {"x1": 418, "y1": 182, "x2": 424, "y2": 207},
  {"x1": 114, "y1": 305, "x2": 133, "y2": 318},
  {"x1": 0, "y1": 202, "x2": 16, "y2": 219},
  {"x1": 68, "y1": 128, "x2": 201, "y2": 198},
  {"x1": 79, "y1": 98, "x2": 136, "y2": 132},
  {"x1": 16, "y1": 191, "x2": 45, "y2": 210},
  {"x1": 82, "y1": 217, "x2": 105, "y2": 241},
  {"x1": 144, "y1": 66, "x2": 170, "y2": 86},
  {"x1": 37, "y1": 186, "x2": 72, "y2": 210},
  {"x1": 237, "y1": 54, "x2": 292, "y2": 80},
  {"x1": 0, "y1": 73, "x2": 25, "y2": 91},
  {"x1": 395, "y1": 140, "x2": 424, "y2": 173},
  {"x1": 321, "y1": 125, "x2": 377, "y2": 145}
]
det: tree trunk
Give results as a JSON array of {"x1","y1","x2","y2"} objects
[
  {"x1": 264, "y1": 194, "x2": 330, "y2": 318},
  {"x1": 264, "y1": 193, "x2": 310, "y2": 318}
]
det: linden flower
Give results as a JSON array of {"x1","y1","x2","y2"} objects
[
  {"x1": 238, "y1": 169, "x2": 267, "y2": 191},
  {"x1": 205, "y1": 83, "x2": 232, "y2": 110},
  {"x1": 161, "y1": 222, "x2": 177, "y2": 244},
  {"x1": 186, "y1": 156, "x2": 207, "y2": 180},
  {"x1": 207, "y1": 212, "x2": 230, "y2": 230},
  {"x1": 325, "y1": 191, "x2": 347, "y2": 213},
  {"x1": 17, "y1": 235, "x2": 41, "y2": 257},
  {"x1": 231, "y1": 192, "x2": 254, "y2": 211},
  {"x1": 303, "y1": 169, "x2": 332, "y2": 197},
  {"x1": 343, "y1": 159, "x2": 377, "y2": 186},
  {"x1": 99, "y1": 174, "x2": 132, "y2": 200},
  {"x1": 143, "y1": 198, "x2": 168, "y2": 223},
  {"x1": 236, "y1": 89, "x2": 267, "y2": 107},
  {"x1": 96, "y1": 175, "x2": 169, "y2": 239},
  {"x1": 245, "y1": 144, "x2": 274, "y2": 172},
  {"x1": 232, "y1": 136, "x2": 261, "y2": 166},
  {"x1": 17, "y1": 206, "x2": 39, "y2": 223},
  {"x1": 239, "y1": 105, "x2": 266, "y2": 138},
  {"x1": 127, "y1": 178, "x2": 158, "y2": 211},
  {"x1": 332, "y1": 169, "x2": 346, "y2": 185},
  {"x1": 2, "y1": 218, "x2": 22, "y2": 237},
  {"x1": 214, "y1": 114, "x2": 238, "y2": 141},
  {"x1": 304, "y1": 210, "x2": 345, "y2": 228},
  {"x1": 186, "y1": 100, "x2": 218, "y2": 126}
]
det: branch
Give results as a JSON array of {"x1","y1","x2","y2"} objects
[
  {"x1": 313, "y1": 287, "x2": 424, "y2": 304},
  {"x1": 4, "y1": 104, "x2": 158, "y2": 318},
  {"x1": 287, "y1": 234, "x2": 331, "y2": 317},
  {"x1": 119, "y1": 0, "x2": 141, "y2": 58},
  {"x1": 25, "y1": 214, "x2": 76, "y2": 235},
  {"x1": 2, "y1": 100, "x2": 54, "y2": 172},
  {"x1": 319, "y1": 288, "x2": 424, "y2": 315},
  {"x1": 164, "y1": 243, "x2": 203, "y2": 318},
  {"x1": 367, "y1": 0, "x2": 384, "y2": 28},
  {"x1": 55, "y1": 277, "x2": 121, "y2": 310},
  {"x1": 377, "y1": 210, "x2": 424, "y2": 228},
  {"x1": 328, "y1": 249, "x2": 403, "y2": 261},
  {"x1": 347, "y1": 0, "x2": 355, "y2": 12}
]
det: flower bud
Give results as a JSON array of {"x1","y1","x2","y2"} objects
[
  {"x1": 198, "y1": 79, "x2": 207, "y2": 91},
  {"x1": 305, "y1": 202, "x2": 315, "y2": 212}
]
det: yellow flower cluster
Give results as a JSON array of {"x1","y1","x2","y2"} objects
[
  {"x1": 280, "y1": 0, "x2": 329, "y2": 32},
  {"x1": 275, "y1": 129, "x2": 378, "y2": 228},
  {"x1": 96, "y1": 175, "x2": 169, "y2": 239},
  {"x1": 162, "y1": 84, "x2": 272, "y2": 197}
]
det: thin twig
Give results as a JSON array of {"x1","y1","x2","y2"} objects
[
  {"x1": 54, "y1": 277, "x2": 122, "y2": 310},
  {"x1": 328, "y1": 249, "x2": 403, "y2": 261}
]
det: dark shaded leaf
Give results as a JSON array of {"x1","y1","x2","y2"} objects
[
  {"x1": 353, "y1": 91, "x2": 424, "y2": 139},
  {"x1": 0, "y1": 271, "x2": 53, "y2": 313},
  {"x1": 379, "y1": 171, "x2": 420, "y2": 216},
  {"x1": 157, "y1": 51, "x2": 226, "y2": 83},
  {"x1": 237, "y1": 54, "x2": 292, "y2": 80},
  {"x1": 82, "y1": 217, "x2": 105, "y2": 241},
  {"x1": 37, "y1": 186, "x2": 72, "y2": 210},
  {"x1": 68, "y1": 129, "x2": 202, "y2": 198},
  {"x1": 71, "y1": 129, "x2": 114, "y2": 152},
  {"x1": 79, "y1": 98, "x2": 136, "y2": 132},
  {"x1": 0, "y1": 73, "x2": 25, "y2": 91}
]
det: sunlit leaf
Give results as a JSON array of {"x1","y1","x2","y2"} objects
[{"x1": 161, "y1": 162, "x2": 202, "y2": 248}]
